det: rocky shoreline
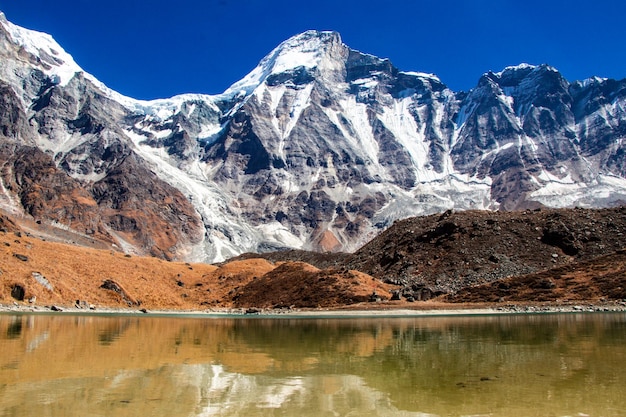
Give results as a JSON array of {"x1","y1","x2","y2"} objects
[{"x1": 2, "y1": 300, "x2": 626, "y2": 318}]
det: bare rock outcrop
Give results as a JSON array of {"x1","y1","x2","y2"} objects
[{"x1": 347, "y1": 207, "x2": 626, "y2": 298}]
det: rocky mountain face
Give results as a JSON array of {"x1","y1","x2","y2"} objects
[{"x1": 1, "y1": 13, "x2": 626, "y2": 262}]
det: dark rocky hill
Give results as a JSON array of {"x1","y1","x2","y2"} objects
[
  {"x1": 347, "y1": 207, "x2": 626, "y2": 299},
  {"x1": 234, "y1": 206, "x2": 626, "y2": 301},
  {"x1": 445, "y1": 249, "x2": 626, "y2": 303}
]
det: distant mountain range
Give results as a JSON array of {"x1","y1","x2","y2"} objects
[{"x1": 1, "y1": 12, "x2": 625, "y2": 262}]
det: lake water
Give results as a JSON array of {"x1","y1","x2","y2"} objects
[{"x1": 1, "y1": 312, "x2": 625, "y2": 417}]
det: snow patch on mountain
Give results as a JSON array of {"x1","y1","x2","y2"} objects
[
  {"x1": 400, "y1": 71, "x2": 441, "y2": 82},
  {"x1": 224, "y1": 30, "x2": 339, "y2": 97},
  {"x1": 260, "y1": 82, "x2": 314, "y2": 140},
  {"x1": 0, "y1": 12, "x2": 81, "y2": 86},
  {"x1": 530, "y1": 175, "x2": 626, "y2": 208},
  {"x1": 334, "y1": 97, "x2": 382, "y2": 167}
]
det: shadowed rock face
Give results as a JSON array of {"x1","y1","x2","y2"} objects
[
  {"x1": 90, "y1": 154, "x2": 203, "y2": 260},
  {"x1": 0, "y1": 81, "x2": 30, "y2": 139},
  {"x1": 0, "y1": 139, "x2": 203, "y2": 259},
  {"x1": 1, "y1": 17, "x2": 626, "y2": 261},
  {"x1": 1, "y1": 144, "x2": 104, "y2": 233}
]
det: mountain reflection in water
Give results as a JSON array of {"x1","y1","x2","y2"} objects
[{"x1": 1, "y1": 312, "x2": 625, "y2": 416}]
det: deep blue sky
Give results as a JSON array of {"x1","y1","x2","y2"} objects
[{"x1": 1, "y1": 0, "x2": 625, "y2": 100}]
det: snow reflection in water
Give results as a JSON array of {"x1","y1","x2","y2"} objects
[{"x1": 0, "y1": 313, "x2": 625, "y2": 416}]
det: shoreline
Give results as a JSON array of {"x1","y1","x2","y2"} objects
[{"x1": 2, "y1": 300, "x2": 626, "y2": 318}]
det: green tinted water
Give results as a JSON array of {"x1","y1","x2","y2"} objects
[{"x1": 1, "y1": 312, "x2": 625, "y2": 416}]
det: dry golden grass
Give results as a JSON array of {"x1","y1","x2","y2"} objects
[
  {"x1": 195, "y1": 259, "x2": 277, "y2": 307},
  {"x1": 0, "y1": 223, "x2": 395, "y2": 311},
  {"x1": 0, "y1": 228, "x2": 219, "y2": 309},
  {"x1": 232, "y1": 261, "x2": 397, "y2": 308}
]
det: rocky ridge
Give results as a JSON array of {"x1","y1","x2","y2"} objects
[{"x1": 347, "y1": 206, "x2": 626, "y2": 297}]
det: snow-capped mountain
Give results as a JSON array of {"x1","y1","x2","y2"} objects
[{"x1": 1, "y1": 13, "x2": 625, "y2": 262}]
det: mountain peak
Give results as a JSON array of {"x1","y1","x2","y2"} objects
[
  {"x1": 267, "y1": 30, "x2": 343, "y2": 73},
  {"x1": 495, "y1": 63, "x2": 538, "y2": 75},
  {"x1": 0, "y1": 12, "x2": 82, "y2": 87},
  {"x1": 283, "y1": 30, "x2": 341, "y2": 46},
  {"x1": 480, "y1": 63, "x2": 564, "y2": 89},
  {"x1": 223, "y1": 30, "x2": 344, "y2": 96}
]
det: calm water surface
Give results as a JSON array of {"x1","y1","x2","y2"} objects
[{"x1": 1, "y1": 312, "x2": 625, "y2": 417}]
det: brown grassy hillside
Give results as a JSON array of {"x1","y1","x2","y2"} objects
[
  {"x1": 3, "y1": 207, "x2": 626, "y2": 312},
  {"x1": 0, "y1": 227, "x2": 218, "y2": 309},
  {"x1": 0, "y1": 215, "x2": 394, "y2": 310},
  {"x1": 232, "y1": 262, "x2": 395, "y2": 309}
]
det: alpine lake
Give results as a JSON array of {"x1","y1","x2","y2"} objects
[{"x1": 1, "y1": 311, "x2": 625, "y2": 417}]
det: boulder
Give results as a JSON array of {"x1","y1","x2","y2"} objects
[{"x1": 10, "y1": 284, "x2": 25, "y2": 301}]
